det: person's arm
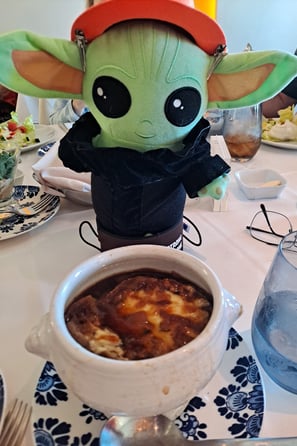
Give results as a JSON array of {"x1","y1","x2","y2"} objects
[
  {"x1": 262, "y1": 93, "x2": 296, "y2": 118},
  {"x1": 262, "y1": 77, "x2": 297, "y2": 118},
  {"x1": 49, "y1": 99, "x2": 87, "y2": 124},
  {"x1": 0, "y1": 85, "x2": 17, "y2": 107}
]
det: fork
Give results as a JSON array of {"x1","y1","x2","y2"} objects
[
  {"x1": 0, "y1": 193, "x2": 57, "y2": 216},
  {"x1": 0, "y1": 399, "x2": 32, "y2": 446}
]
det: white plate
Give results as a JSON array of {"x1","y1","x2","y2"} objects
[
  {"x1": 20, "y1": 125, "x2": 56, "y2": 153},
  {"x1": 0, "y1": 370, "x2": 5, "y2": 434},
  {"x1": 261, "y1": 139, "x2": 297, "y2": 150},
  {"x1": 0, "y1": 185, "x2": 60, "y2": 241},
  {"x1": 31, "y1": 328, "x2": 264, "y2": 444},
  {"x1": 32, "y1": 170, "x2": 92, "y2": 207},
  {"x1": 63, "y1": 189, "x2": 92, "y2": 206},
  {"x1": 33, "y1": 174, "x2": 92, "y2": 206}
]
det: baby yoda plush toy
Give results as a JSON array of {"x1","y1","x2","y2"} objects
[{"x1": 0, "y1": 0, "x2": 296, "y2": 250}]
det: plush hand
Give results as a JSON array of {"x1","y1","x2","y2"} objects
[{"x1": 198, "y1": 173, "x2": 229, "y2": 199}]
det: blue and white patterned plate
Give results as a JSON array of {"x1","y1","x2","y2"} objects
[
  {"x1": 31, "y1": 329, "x2": 264, "y2": 445},
  {"x1": 0, "y1": 185, "x2": 60, "y2": 241},
  {"x1": 0, "y1": 370, "x2": 6, "y2": 434}
]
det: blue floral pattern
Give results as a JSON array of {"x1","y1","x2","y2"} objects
[
  {"x1": 34, "y1": 418, "x2": 71, "y2": 445},
  {"x1": 227, "y1": 327, "x2": 243, "y2": 350},
  {"x1": 175, "y1": 330, "x2": 264, "y2": 441},
  {"x1": 32, "y1": 329, "x2": 264, "y2": 444},
  {"x1": 33, "y1": 361, "x2": 107, "y2": 445},
  {"x1": 35, "y1": 362, "x2": 68, "y2": 406}
]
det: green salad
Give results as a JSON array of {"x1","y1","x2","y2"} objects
[
  {"x1": 0, "y1": 112, "x2": 37, "y2": 149},
  {"x1": 0, "y1": 150, "x2": 17, "y2": 180}
]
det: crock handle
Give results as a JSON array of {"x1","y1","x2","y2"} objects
[
  {"x1": 223, "y1": 289, "x2": 242, "y2": 326},
  {"x1": 25, "y1": 313, "x2": 52, "y2": 360}
]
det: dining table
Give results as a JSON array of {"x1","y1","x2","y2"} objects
[{"x1": 1, "y1": 123, "x2": 297, "y2": 445}]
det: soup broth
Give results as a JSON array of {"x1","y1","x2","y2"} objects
[{"x1": 65, "y1": 269, "x2": 213, "y2": 360}]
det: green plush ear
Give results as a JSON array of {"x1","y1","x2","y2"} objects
[
  {"x1": 207, "y1": 50, "x2": 297, "y2": 109},
  {"x1": 0, "y1": 30, "x2": 83, "y2": 98}
]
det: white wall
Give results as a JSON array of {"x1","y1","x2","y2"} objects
[
  {"x1": 0, "y1": 0, "x2": 85, "y2": 39},
  {"x1": 0, "y1": 0, "x2": 295, "y2": 52},
  {"x1": 217, "y1": 0, "x2": 297, "y2": 54}
]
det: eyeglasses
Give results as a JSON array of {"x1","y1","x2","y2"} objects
[{"x1": 246, "y1": 203, "x2": 293, "y2": 246}]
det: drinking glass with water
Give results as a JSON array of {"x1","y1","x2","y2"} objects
[{"x1": 252, "y1": 231, "x2": 297, "y2": 393}]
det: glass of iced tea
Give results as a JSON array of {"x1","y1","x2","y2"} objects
[{"x1": 223, "y1": 105, "x2": 262, "y2": 162}]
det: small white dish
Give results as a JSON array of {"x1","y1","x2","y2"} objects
[{"x1": 235, "y1": 168, "x2": 286, "y2": 200}]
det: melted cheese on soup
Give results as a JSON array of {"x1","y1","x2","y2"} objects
[{"x1": 65, "y1": 272, "x2": 212, "y2": 360}]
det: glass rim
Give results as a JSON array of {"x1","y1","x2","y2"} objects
[{"x1": 279, "y1": 230, "x2": 297, "y2": 269}]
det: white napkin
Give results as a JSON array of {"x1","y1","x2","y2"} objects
[{"x1": 32, "y1": 141, "x2": 91, "y2": 197}]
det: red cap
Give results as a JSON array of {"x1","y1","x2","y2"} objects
[{"x1": 71, "y1": 0, "x2": 226, "y2": 55}]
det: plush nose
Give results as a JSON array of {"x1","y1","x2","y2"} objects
[{"x1": 135, "y1": 120, "x2": 156, "y2": 138}]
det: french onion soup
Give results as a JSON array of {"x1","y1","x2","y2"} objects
[{"x1": 65, "y1": 269, "x2": 213, "y2": 360}]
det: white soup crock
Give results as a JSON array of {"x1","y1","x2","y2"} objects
[{"x1": 25, "y1": 245, "x2": 241, "y2": 418}]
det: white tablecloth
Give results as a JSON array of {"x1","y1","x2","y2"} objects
[{"x1": 1, "y1": 128, "x2": 297, "y2": 444}]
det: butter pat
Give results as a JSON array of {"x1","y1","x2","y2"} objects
[
  {"x1": 260, "y1": 180, "x2": 282, "y2": 188},
  {"x1": 235, "y1": 168, "x2": 286, "y2": 199}
]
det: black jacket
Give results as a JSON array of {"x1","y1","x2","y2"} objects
[{"x1": 59, "y1": 113, "x2": 230, "y2": 236}]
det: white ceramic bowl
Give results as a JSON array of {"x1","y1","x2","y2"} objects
[
  {"x1": 25, "y1": 245, "x2": 241, "y2": 418},
  {"x1": 235, "y1": 168, "x2": 286, "y2": 199}
]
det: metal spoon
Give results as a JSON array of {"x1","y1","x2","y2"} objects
[
  {"x1": 99, "y1": 415, "x2": 297, "y2": 446},
  {"x1": 99, "y1": 415, "x2": 182, "y2": 446}
]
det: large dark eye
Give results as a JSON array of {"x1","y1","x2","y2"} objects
[
  {"x1": 92, "y1": 76, "x2": 131, "y2": 118},
  {"x1": 165, "y1": 87, "x2": 201, "y2": 127}
]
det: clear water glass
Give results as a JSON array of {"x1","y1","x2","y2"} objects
[
  {"x1": 0, "y1": 143, "x2": 20, "y2": 204},
  {"x1": 252, "y1": 230, "x2": 297, "y2": 393}
]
